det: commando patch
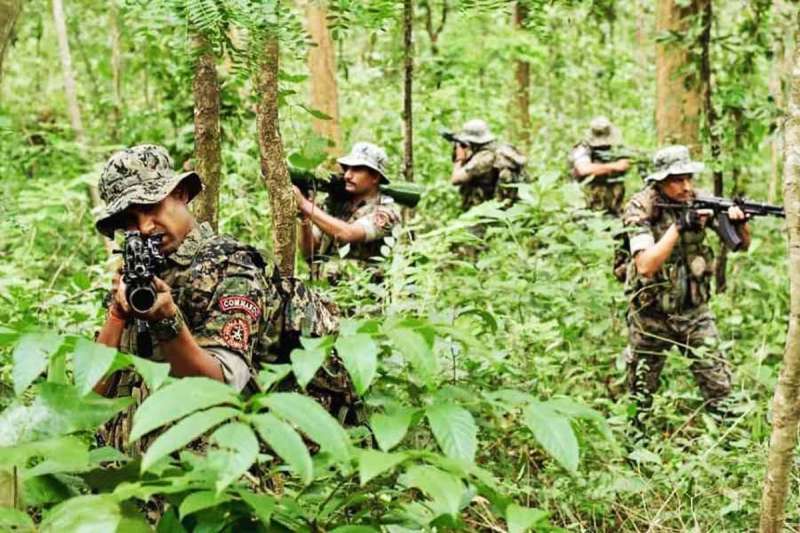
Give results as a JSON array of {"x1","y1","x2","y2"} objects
[
  {"x1": 219, "y1": 295, "x2": 262, "y2": 320},
  {"x1": 221, "y1": 317, "x2": 250, "y2": 351}
]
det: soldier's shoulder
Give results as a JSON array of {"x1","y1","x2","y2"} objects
[
  {"x1": 623, "y1": 187, "x2": 659, "y2": 223},
  {"x1": 196, "y1": 234, "x2": 269, "y2": 272}
]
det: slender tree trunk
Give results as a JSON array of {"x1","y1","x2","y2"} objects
[
  {"x1": 759, "y1": 35, "x2": 800, "y2": 533},
  {"x1": 769, "y1": 0, "x2": 792, "y2": 204},
  {"x1": 512, "y1": 2, "x2": 531, "y2": 149},
  {"x1": 109, "y1": 0, "x2": 122, "y2": 142},
  {"x1": 256, "y1": 34, "x2": 296, "y2": 276},
  {"x1": 52, "y1": 0, "x2": 112, "y2": 253},
  {"x1": 403, "y1": 0, "x2": 414, "y2": 182},
  {"x1": 655, "y1": 0, "x2": 704, "y2": 153},
  {"x1": 306, "y1": 0, "x2": 341, "y2": 158},
  {"x1": 192, "y1": 33, "x2": 221, "y2": 231},
  {"x1": 0, "y1": 0, "x2": 22, "y2": 88},
  {"x1": 421, "y1": 0, "x2": 447, "y2": 56}
]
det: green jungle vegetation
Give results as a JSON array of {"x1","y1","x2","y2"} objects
[{"x1": 0, "y1": 0, "x2": 796, "y2": 531}]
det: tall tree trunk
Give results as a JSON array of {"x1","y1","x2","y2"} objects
[
  {"x1": 0, "y1": 0, "x2": 22, "y2": 87},
  {"x1": 192, "y1": 33, "x2": 221, "y2": 231},
  {"x1": 769, "y1": 0, "x2": 792, "y2": 204},
  {"x1": 256, "y1": 34, "x2": 296, "y2": 276},
  {"x1": 512, "y1": 2, "x2": 531, "y2": 149},
  {"x1": 655, "y1": 0, "x2": 704, "y2": 153},
  {"x1": 305, "y1": 0, "x2": 341, "y2": 158},
  {"x1": 109, "y1": 0, "x2": 122, "y2": 142},
  {"x1": 697, "y1": 0, "x2": 728, "y2": 292},
  {"x1": 52, "y1": 0, "x2": 112, "y2": 253},
  {"x1": 759, "y1": 33, "x2": 800, "y2": 533},
  {"x1": 402, "y1": 0, "x2": 414, "y2": 182}
]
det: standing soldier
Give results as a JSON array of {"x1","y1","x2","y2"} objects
[
  {"x1": 93, "y1": 145, "x2": 340, "y2": 455},
  {"x1": 447, "y1": 118, "x2": 528, "y2": 211},
  {"x1": 622, "y1": 145, "x2": 750, "y2": 425},
  {"x1": 569, "y1": 116, "x2": 631, "y2": 216},
  {"x1": 293, "y1": 142, "x2": 402, "y2": 284}
]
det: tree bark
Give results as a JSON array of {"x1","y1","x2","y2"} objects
[
  {"x1": 759, "y1": 33, "x2": 800, "y2": 533},
  {"x1": 256, "y1": 34, "x2": 296, "y2": 277},
  {"x1": 512, "y1": 2, "x2": 531, "y2": 149},
  {"x1": 52, "y1": 0, "x2": 112, "y2": 253},
  {"x1": 655, "y1": 0, "x2": 704, "y2": 153},
  {"x1": 109, "y1": 0, "x2": 123, "y2": 142},
  {"x1": 192, "y1": 33, "x2": 222, "y2": 231},
  {"x1": 402, "y1": 0, "x2": 414, "y2": 182},
  {"x1": 306, "y1": 0, "x2": 342, "y2": 158},
  {"x1": 769, "y1": 0, "x2": 792, "y2": 204},
  {"x1": 0, "y1": 0, "x2": 22, "y2": 87}
]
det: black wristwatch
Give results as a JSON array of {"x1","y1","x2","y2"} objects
[{"x1": 150, "y1": 310, "x2": 185, "y2": 342}]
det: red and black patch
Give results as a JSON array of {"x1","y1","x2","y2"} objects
[
  {"x1": 219, "y1": 295, "x2": 262, "y2": 320},
  {"x1": 221, "y1": 317, "x2": 250, "y2": 351},
  {"x1": 373, "y1": 211, "x2": 391, "y2": 230}
]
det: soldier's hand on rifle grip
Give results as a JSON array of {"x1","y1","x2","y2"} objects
[
  {"x1": 728, "y1": 205, "x2": 747, "y2": 222},
  {"x1": 612, "y1": 159, "x2": 631, "y2": 172},
  {"x1": 676, "y1": 209, "x2": 712, "y2": 233},
  {"x1": 110, "y1": 269, "x2": 130, "y2": 320},
  {"x1": 136, "y1": 277, "x2": 178, "y2": 323}
]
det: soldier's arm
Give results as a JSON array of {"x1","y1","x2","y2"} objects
[
  {"x1": 633, "y1": 225, "x2": 680, "y2": 277},
  {"x1": 452, "y1": 150, "x2": 494, "y2": 185},
  {"x1": 574, "y1": 158, "x2": 630, "y2": 178},
  {"x1": 297, "y1": 195, "x2": 368, "y2": 243}
]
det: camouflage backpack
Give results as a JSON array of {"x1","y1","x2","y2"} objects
[{"x1": 493, "y1": 143, "x2": 529, "y2": 203}]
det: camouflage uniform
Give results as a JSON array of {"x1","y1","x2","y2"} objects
[
  {"x1": 451, "y1": 120, "x2": 528, "y2": 211},
  {"x1": 569, "y1": 116, "x2": 627, "y2": 216},
  {"x1": 94, "y1": 145, "x2": 343, "y2": 456},
  {"x1": 309, "y1": 142, "x2": 402, "y2": 282},
  {"x1": 623, "y1": 146, "x2": 732, "y2": 417}
]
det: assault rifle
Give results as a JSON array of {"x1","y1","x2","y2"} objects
[
  {"x1": 592, "y1": 147, "x2": 651, "y2": 178},
  {"x1": 119, "y1": 231, "x2": 166, "y2": 314},
  {"x1": 289, "y1": 166, "x2": 422, "y2": 208},
  {"x1": 656, "y1": 195, "x2": 785, "y2": 251}
]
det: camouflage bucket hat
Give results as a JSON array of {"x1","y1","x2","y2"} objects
[
  {"x1": 646, "y1": 145, "x2": 705, "y2": 182},
  {"x1": 337, "y1": 142, "x2": 390, "y2": 184},
  {"x1": 94, "y1": 144, "x2": 203, "y2": 237},
  {"x1": 586, "y1": 116, "x2": 621, "y2": 147},
  {"x1": 453, "y1": 119, "x2": 495, "y2": 145}
]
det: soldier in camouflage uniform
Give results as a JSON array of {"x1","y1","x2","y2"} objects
[
  {"x1": 294, "y1": 142, "x2": 402, "y2": 283},
  {"x1": 449, "y1": 119, "x2": 528, "y2": 211},
  {"x1": 623, "y1": 145, "x2": 750, "y2": 422},
  {"x1": 93, "y1": 145, "x2": 342, "y2": 456},
  {"x1": 569, "y1": 116, "x2": 630, "y2": 216}
]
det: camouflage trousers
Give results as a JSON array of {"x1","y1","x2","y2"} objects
[
  {"x1": 626, "y1": 305, "x2": 732, "y2": 416},
  {"x1": 584, "y1": 181, "x2": 625, "y2": 216}
]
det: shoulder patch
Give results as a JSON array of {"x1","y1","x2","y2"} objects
[
  {"x1": 221, "y1": 317, "x2": 250, "y2": 351},
  {"x1": 219, "y1": 295, "x2": 262, "y2": 320}
]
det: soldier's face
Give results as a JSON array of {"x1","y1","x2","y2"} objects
[
  {"x1": 119, "y1": 187, "x2": 194, "y2": 254},
  {"x1": 660, "y1": 174, "x2": 694, "y2": 203},
  {"x1": 342, "y1": 165, "x2": 380, "y2": 196}
]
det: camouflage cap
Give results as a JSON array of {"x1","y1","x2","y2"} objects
[
  {"x1": 586, "y1": 116, "x2": 621, "y2": 147},
  {"x1": 453, "y1": 119, "x2": 495, "y2": 145},
  {"x1": 94, "y1": 144, "x2": 203, "y2": 237},
  {"x1": 337, "y1": 142, "x2": 390, "y2": 184},
  {"x1": 645, "y1": 145, "x2": 705, "y2": 182}
]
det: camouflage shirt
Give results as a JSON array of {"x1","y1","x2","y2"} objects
[
  {"x1": 315, "y1": 193, "x2": 402, "y2": 263},
  {"x1": 623, "y1": 186, "x2": 717, "y2": 314},
  {"x1": 99, "y1": 223, "x2": 284, "y2": 453},
  {"x1": 456, "y1": 145, "x2": 498, "y2": 211},
  {"x1": 569, "y1": 142, "x2": 625, "y2": 184}
]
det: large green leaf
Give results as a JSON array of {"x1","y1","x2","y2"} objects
[
  {"x1": 238, "y1": 489, "x2": 276, "y2": 526},
  {"x1": 178, "y1": 490, "x2": 231, "y2": 518},
  {"x1": 263, "y1": 393, "x2": 351, "y2": 463},
  {"x1": 335, "y1": 333, "x2": 379, "y2": 395},
  {"x1": 369, "y1": 407, "x2": 415, "y2": 452},
  {"x1": 426, "y1": 403, "x2": 477, "y2": 463},
  {"x1": 0, "y1": 507, "x2": 35, "y2": 533},
  {"x1": 40, "y1": 494, "x2": 122, "y2": 532},
  {"x1": 20, "y1": 437, "x2": 90, "y2": 477},
  {"x1": 384, "y1": 327, "x2": 438, "y2": 386},
  {"x1": 357, "y1": 449, "x2": 406, "y2": 485},
  {"x1": 12, "y1": 332, "x2": 63, "y2": 395},
  {"x1": 250, "y1": 413, "x2": 313, "y2": 485},
  {"x1": 289, "y1": 346, "x2": 327, "y2": 389},
  {"x1": 522, "y1": 400, "x2": 579, "y2": 473},
  {"x1": 72, "y1": 338, "x2": 117, "y2": 396},
  {"x1": 206, "y1": 422, "x2": 259, "y2": 493},
  {"x1": 130, "y1": 377, "x2": 239, "y2": 442},
  {"x1": 128, "y1": 355, "x2": 171, "y2": 391},
  {"x1": 547, "y1": 397, "x2": 615, "y2": 443},
  {"x1": 506, "y1": 504, "x2": 549, "y2": 533},
  {"x1": 400, "y1": 465, "x2": 466, "y2": 519},
  {"x1": 141, "y1": 407, "x2": 239, "y2": 472}
]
